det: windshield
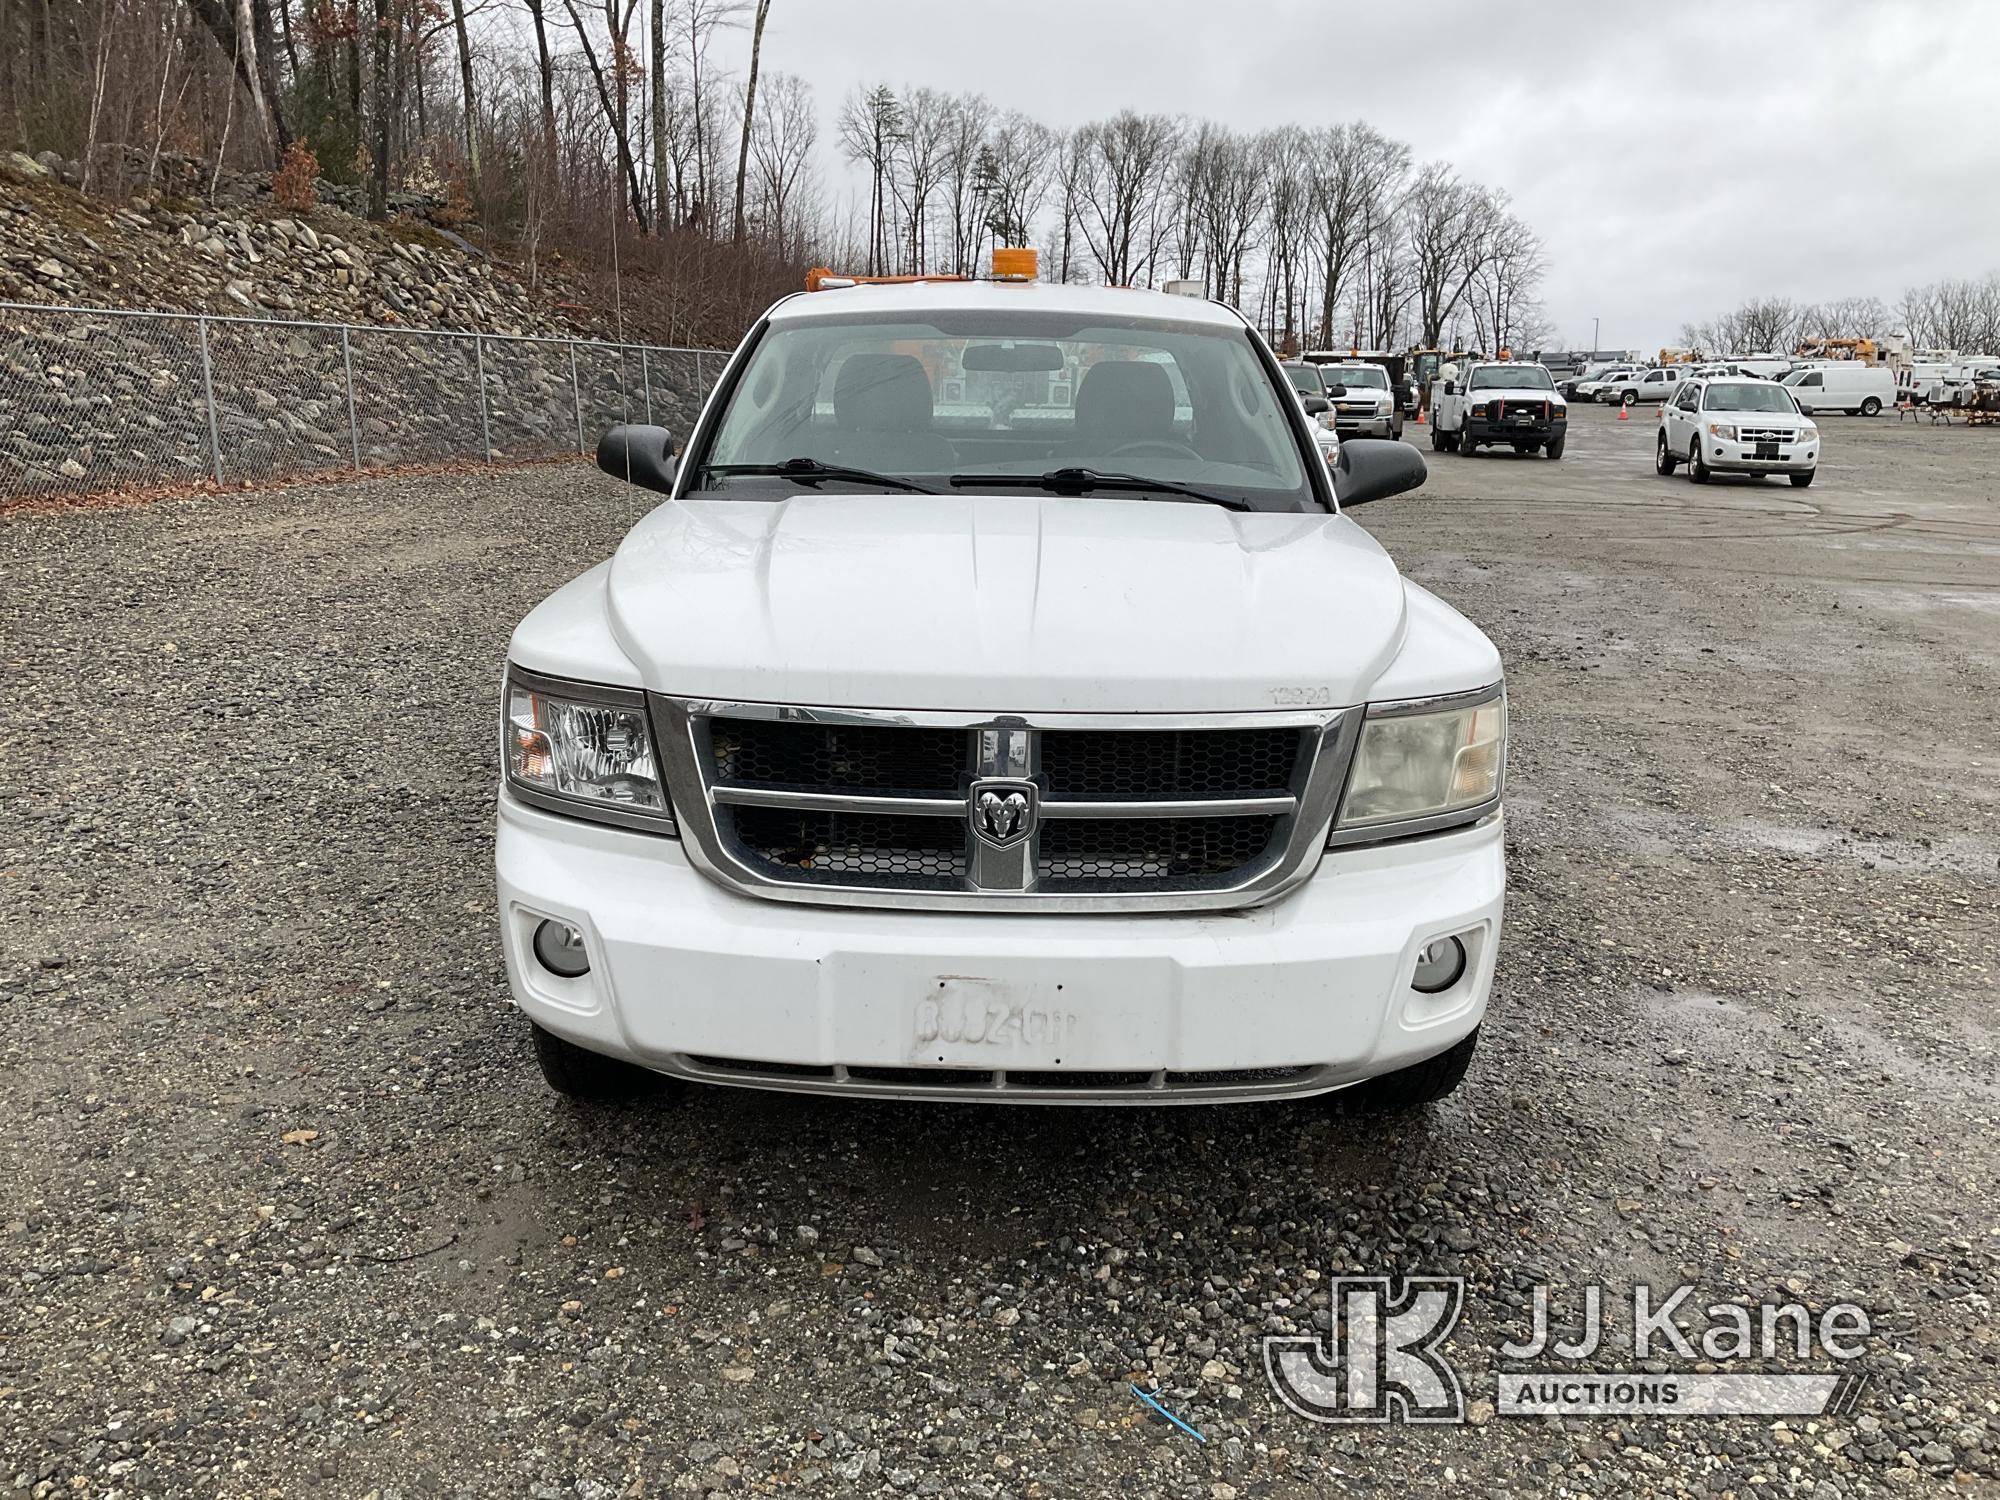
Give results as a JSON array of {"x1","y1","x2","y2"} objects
[
  {"x1": 695, "y1": 309, "x2": 1313, "y2": 510},
  {"x1": 1284, "y1": 365, "x2": 1325, "y2": 394},
  {"x1": 1703, "y1": 381, "x2": 1799, "y2": 413},
  {"x1": 1466, "y1": 365, "x2": 1556, "y2": 392},
  {"x1": 1330, "y1": 366, "x2": 1389, "y2": 390}
]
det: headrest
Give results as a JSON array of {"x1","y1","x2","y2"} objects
[
  {"x1": 1074, "y1": 360, "x2": 1175, "y2": 440},
  {"x1": 834, "y1": 353, "x2": 934, "y2": 432}
]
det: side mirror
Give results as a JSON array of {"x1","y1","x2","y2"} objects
[
  {"x1": 596, "y1": 423, "x2": 677, "y2": 495},
  {"x1": 1333, "y1": 438, "x2": 1426, "y2": 508},
  {"x1": 1300, "y1": 395, "x2": 1330, "y2": 415},
  {"x1": 1324, "y1": 383, "x2": 1348, "y2": 398},
  {"x1": 1443, "y1": 380, "x2": 1458, "y2": 396}
]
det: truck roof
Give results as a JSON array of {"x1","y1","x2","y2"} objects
[{"x1": 766, "y1": 279, "x2": 1251, "y2": 329}]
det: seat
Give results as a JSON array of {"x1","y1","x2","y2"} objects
[
  {"x1": 1072, "y1": 361, "x2": 1177, "y2": 452},
  {"x1": 826, "y1": 353, "x2": 957, "y2": 475}
]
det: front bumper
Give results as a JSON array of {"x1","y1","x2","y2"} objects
[
  {"x1": 1332, "y1": 406, "x2": 1397, "y2": 437},
  {"x1": 1466, "y1": 416, "x2": 1566, "y2": 444},
  {"x1": 1703, "y1": 437, "x2": 1818, "y2": 473},
  {"x1": 496, "y1": 794, "x2": 1505, "y2": 1105}
]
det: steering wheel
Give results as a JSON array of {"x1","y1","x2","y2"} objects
[{"x1": 1105, "y1": 438, "x2": 1203, "y2": 463}]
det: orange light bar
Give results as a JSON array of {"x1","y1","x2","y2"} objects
[
  {"x1": 804, "y1": 267, "x2": 972, "y2": 292},
  {"x1": 991, "y1": 246, "x2": 1038, "y2": 281}
]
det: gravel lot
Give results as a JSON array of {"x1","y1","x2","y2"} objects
[{"x1": 3, "y1": 403, "x2": 1996, "y2": 1498}]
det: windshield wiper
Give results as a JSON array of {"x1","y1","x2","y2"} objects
[
  {"x1": 706, "y1": 458, "x2": 939, "y2": 494},
  {"x1": 946, "y1": 468, "x2": 1252, "y2": 512}
]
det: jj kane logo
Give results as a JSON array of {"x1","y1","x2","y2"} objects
[{"x1": 1264, "y1": 1277, "x2": 1873, "y2": 1425}]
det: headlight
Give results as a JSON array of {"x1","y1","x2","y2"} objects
[
  {"x1": 1318, "y1": 411, "x2": 1338, "y2": 430},
  {"x1": 1708, "y1": 422, "x2": 1738, "y2": 441},
  {"x1": 1333, "y1": 690, "x2": 1505, "y2": 838},
  {"x1": 504, "y1": 670, "x2": 676, "y2": 833},
  {"x1": 1797, "y1": 422, "x2": 1817, "y2": 440},
  {"x1": 1551, "y1": 405, "x2": 1567, "y2": 420}
]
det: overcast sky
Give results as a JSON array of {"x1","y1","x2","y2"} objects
[{"x1": 744, "y1": 1, "x2": 1997, "y2": 353}]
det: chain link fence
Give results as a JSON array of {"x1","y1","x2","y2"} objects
[{"x1": 0, "y1": 302, "x2": 727, "y2": 502}]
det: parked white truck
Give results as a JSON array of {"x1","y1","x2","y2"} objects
[
  {"x1": 1430, "y1": 360, "x2": 1569, "y2": 457},
  {"x1": 498, "y1": 264, "x2": 1506, "y2": 1109}
]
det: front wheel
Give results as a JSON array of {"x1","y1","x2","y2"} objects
[
  {"x1": 530, "y1": 1023, "x2": 666, "y2": 1103},
  {"x1": 1790, "y1": 469, "x2": 1815, "y2": 487},
  {"x1": 1545, "y1": 435, "x2": 1565, "y2": 460},
  {"x1": 1687, "y1": 437, "x2": 1710, "y2": 484},
  {"x1": 1655, "y1": 432, "x2": 1676, "y2": 474},
  {"x1": 1860, "y1": 397, "x2": 1882, "y2": 417},
  {"x1": 1342, "y1": 1028, "x2": 1480, "y2": 1112}
]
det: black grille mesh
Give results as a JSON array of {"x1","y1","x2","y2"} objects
[
  {"x1": 1038, "y1": 815, "x2": 1280, "y2": 889},
  {"x1": 726, "y1": 806, "x2": 964, "y2": 887},
  {"x1": 710, "y1": 719, "x2": 964, "y2": 796},
  {"x1": 1040, "y1": 728, "x2": 1302, "y2": 801}
]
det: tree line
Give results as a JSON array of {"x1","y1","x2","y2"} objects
[
  {"x1": 2, "y1": 0, "x2": 1549, "y2": 351},
  {"x1": 1681, "y1": 275, "x2": 2000, "y2": 360}
]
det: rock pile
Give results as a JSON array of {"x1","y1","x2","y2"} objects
[{"x1": 0, "y1": 151, "x2": 718, "y2": 497}]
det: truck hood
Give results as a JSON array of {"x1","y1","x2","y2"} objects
[{"x1": 602, "y1": 494, "x2": 1410, "y2": 712}]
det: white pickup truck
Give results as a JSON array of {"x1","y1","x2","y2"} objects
[
  {"x1": 1430, "y1": 361, "x2": 1569, "y2": 458},
  {"x1": 498, "y1": 268, "x2": 1506, "y2": 1110}
]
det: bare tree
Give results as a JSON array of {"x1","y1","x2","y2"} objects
[
  {"x1": 886, "y1": 85, "x2": 951, "y2": 272},
  {"x1": 748, "y1": 70, "x2": 813, "y2": 255},
  {"x1": 941, "y1": 92, "x2": 994, "y2": 276},
  {"x1": 978, "y1": 112, "x2": 1054, "y2": 256},
  {"x1": 448, "y1": 0, "x2": 479, "y2": 189},
  {"x1": 1467, "y1": 214, "x2": 1545, "y2": 354},
  {"x1": 1307, "y1": 122, "x2": 1407, "y2": 347},
  {"x1": 560, "y1": 0, "x2": 648, "y2": 229},
  {"x1": 837, "y1": 83, "x2": 901, "y2": 274},
  {"x1": 1073, "y1": 110, "x2": 1181, "y2": 287},
  {"x1": 1402, "y1": 163, "x2": 1497, "y2": 347},
  {"x1": 728, "y1": 0, "x2": 770, "y2": 242}
]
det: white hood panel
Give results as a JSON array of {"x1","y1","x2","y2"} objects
[{"x1": 604, "y1": 495, "x2": 1409, "y2": 713}]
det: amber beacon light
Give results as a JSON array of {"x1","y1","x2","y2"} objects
[{"x1": 991, "y1": 247, "x2": 1038, "y2": 281}]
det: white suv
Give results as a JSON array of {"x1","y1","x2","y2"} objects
[
  {"x1": 1607, "y1": 366, "x2": 1689, "y2": 406},
  {"x1": 1572, "y1": 366, "x2": 1636, "y2": 402},
  {"x1": 498, "y1": 271, "x2": 1506, "y2": 1109},
  {"x1": 1656, "y1": 376, "x2": 1819, "y2": 486}
]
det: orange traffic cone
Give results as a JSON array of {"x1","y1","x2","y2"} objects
[
  {"x1": 1617, "y1": 403, "x2": 1629, "y2": 422},
  {"x1": 1415, "y1": 406, "x2": 1426, "y2": 426}
]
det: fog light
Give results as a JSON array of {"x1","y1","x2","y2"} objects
[
  {"x1": 1411, "y1": 935, "x2": 1468, "y2": 994},
  {"x1": 532, "y1": 919, "x2": 590, "y2": 978}
]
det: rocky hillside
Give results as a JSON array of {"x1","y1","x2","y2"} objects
[
  {"x1": 0, "y1": 149, "x2": 723, "y2": 500},
  {"x1": 0, "y1": 146, "x2": 609, "y2": 339}
]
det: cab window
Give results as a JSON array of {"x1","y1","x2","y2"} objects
[{"x1": 695, "y1": 309, "x2": 1315, "y2": 511}]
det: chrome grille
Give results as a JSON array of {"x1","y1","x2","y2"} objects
[
  {"x1": 1037, "y1": 814, "x2": 1280, "y2": 891},
  {"x1": 1736, "y1": 427, "x2": 1797, "y2": 443},
  {"x1": 655, "y1": 700, "x2": 1357, "y2": 912}
]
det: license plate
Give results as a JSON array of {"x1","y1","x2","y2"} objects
[
  {"x1": 914, "y1": 978, "x2": 1078, "y2": 1059},
  {"x1": 1754, "y1": 442, "x2": 1780, "y2": 460},
  {"x1": 1513, "y1": 415, "x2": 1535, "y2": 426}
]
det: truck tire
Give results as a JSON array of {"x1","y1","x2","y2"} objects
[
  {"x1": 1430, "y1": 422, "x2": 1445, "y2": 452},
  {"x1": 1860, "y1": 397, "x2": 1882, "y2": 417},
  {"x1": 1790, "y1": 470, "x2": 1815, "y2": 487},
  {"x1": 530, "y1": 1022, "x2": 664, "y2": 1102},
  {"x1": 1545, "y1": 435, "x2": 1565, "y2": 460},
  {"x1": 1687, "y1": 436, "x2": 1710, "y2": 484},
  {"x1": 1655, "y1": 432, "x2": 1677, "y2": 474},
  {"x1": 1343, "y1": 1028, "x2": 1480, "y2": 1112}
]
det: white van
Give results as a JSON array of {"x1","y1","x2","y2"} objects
[{"x1": 1781, "y1": 363, "x2": 1896, "y2": 417}]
